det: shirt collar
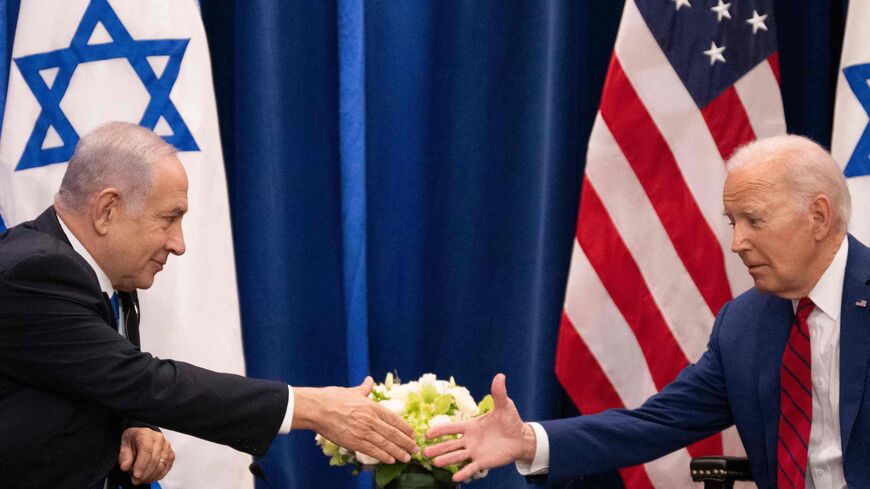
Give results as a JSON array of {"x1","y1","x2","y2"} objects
[
  {"x1": 55, "y1": 213, "x2": 116, "y2": 296},
  {"x1": 795, "y1": 236, "x2": 848, "y2": 321}
]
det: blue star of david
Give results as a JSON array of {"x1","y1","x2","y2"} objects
[
  {"x1": 13, "y1": 0, "x2": 198, "y2": 172},
  {"x1": 843, "y1": 63, "x2": 870, "y2": 178}
]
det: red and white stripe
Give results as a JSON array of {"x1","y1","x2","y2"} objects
[{"x1": 556, "y1": 1, "x2": 785, "y2": 487}]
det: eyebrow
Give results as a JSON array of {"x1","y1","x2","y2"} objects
[{"x1": 722, "y1": 208, "x2": 759, "y2": 218}]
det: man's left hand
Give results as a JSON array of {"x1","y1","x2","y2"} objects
[{"x1": 118, "y1": 427, "x2": 175, "y2": 484}]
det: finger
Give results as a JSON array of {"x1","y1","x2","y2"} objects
[
  {"x1": 433, "y1": 448, "x2": 471, "y2": 468},
  {"x1": 355, "y1": 441, "x2": 396, "y2": 465},
  {"x1": 376, "y1": 403, "x2": 416, "y2": 439},
  {"x1": 453, "y1": 461, "x2": 481, "y2": 482},
  {"x1": 491, "y1": 373, "x2": 509, "y2": 409},
  {"x1": 355, "y1": 376, "x2": 374, "y2": 396},
  {"x1": 426, "y1": 420, "x2": 468, "y2": 439},
  {"x1": 364, "y1": 430, "x2": 411, "y2": 463},
  {"x1": 374, "y1": 406, "x2": 417, "y2": 450},
  {"x1": 142, "y1": 435, "x2": 166, "y2": 482},
  {"x1": 423, "y1": 438, "x2": 464, "y2": 459},
  {"x1": 131, "y1": 433, "x2": 160, "y2": 483},
  {"x1": 118, "y1": 441, "x2": 135, "y2": 472},
  {"x1": 142, "y1": 434, "x2": 166, "y2": 482},
  {"x1": 373, "y1": 420, "x2": 417, "y2": 457},
  {"x1": 156, "y1": 445, "x2": 175, "y2": 480}
]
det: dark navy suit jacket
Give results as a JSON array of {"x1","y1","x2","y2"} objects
[
  {"x1": 0, "y1": 208, "x2": 289, "y2": 488},
  {"x1": 539, "y1": 235, "x2": 870, "y2": 489}
]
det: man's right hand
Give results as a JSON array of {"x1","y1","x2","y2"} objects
[
  {"x1": 423, "y1": 373, "x2": 537, "y2": 482},
  {"x1": 292, "y1": 376, "x2": 418, "y2": 464}
]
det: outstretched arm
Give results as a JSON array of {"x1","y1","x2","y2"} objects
[{"x1": 423, "y1": 374, "x2": 537, "y2": 482}]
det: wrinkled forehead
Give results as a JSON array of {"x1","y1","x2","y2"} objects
[
  {"x1": 723, "y1": 160, "x2": 790, "y2": 208},
  {"x1": 147, "y1": 156, "x2": 189, "y2": 209}
]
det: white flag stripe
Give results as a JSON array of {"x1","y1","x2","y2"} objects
[
  {"x1": 614, "y1": 1, "x2": 754, "y2": 301},
  {"x1": 564, "y1": 241, "x2": 658, "y2": 408},
  {"x1": 614, "y1": 1, "x2": 730, "y2": 244},
  {"x1": 846, "y1": 180, "x2": 870, "y2": 244},
  {"x1": 642, "y1": 444, "x2": 694, "y2": 488},
  {"x1": 0, "y1": 163, "x2": 63, "y2": 224},
  {"x1": 734, "y1": 61, "x2": 787, "y2": 140},
  {"x1": 722, "y1": 426, "x2": 748, "y2": 459},
  {"x1": 587, "y1": 116, "x2": 714, "y2": 362}
]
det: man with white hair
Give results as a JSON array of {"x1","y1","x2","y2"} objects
[
  {"x1": 425, "y1": 135, "x2": 870, "y2": 489},
  {"x1": 0, "y1": 122, "x2": 418, "y2": 488}
]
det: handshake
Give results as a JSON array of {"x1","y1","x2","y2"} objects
[{"x1": 300, "y1": 373, "x2": 532, "y2": 483}]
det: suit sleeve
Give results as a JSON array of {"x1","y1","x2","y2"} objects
[
  {"x1": 538, "y1": 302, "x2": 736, "y2": 482},
  {"x1": 0, "y1": 251, "x2": 288, "y2": 456}
]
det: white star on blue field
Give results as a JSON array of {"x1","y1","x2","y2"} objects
[{"x1": 13, "y1": 0, "x2": 198, "y2": 172}]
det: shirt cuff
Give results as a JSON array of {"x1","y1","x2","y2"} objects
[
  {"x1": 278, "y1": 385, "x2": 294, "y2": 434},
  {"x1": 514, "y1": 422, "x2": 550, "y2": 475}
]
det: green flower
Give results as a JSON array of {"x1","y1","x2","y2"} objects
[{"x1": 315, "y1": 373, "x2": 491, "y2": 486}]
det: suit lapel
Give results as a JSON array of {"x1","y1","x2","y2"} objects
[
  {"x1": 32, "y1": 206, "x2": 115, "y2": 329},
  {"x1": 757, "y1": 294, "x2": 793, "y2": 485},
  {"x1": 839, "y1": 236, "x2": 870, "y2": 451}
]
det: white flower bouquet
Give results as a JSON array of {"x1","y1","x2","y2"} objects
[{"x1": 316, "y1": 373, "x2": 493, "y2": 489}]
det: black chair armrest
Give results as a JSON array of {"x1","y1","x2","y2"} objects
[{"x1": 690, "y1": 456, "x2": 753, "y2": 489}]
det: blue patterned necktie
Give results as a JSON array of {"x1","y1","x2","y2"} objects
[
  {"x1": 110, "y1": 292, "x2": 120, "y2": 329},
  {"x1": 102, "y1": 292, "x2": 120, "y2": 331}
]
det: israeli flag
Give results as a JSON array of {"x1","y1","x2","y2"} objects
[
  {"x1": 0, "y1": 1, "x2": 252, "y2": 488},
  {"x1": 833, "y1": 0, "x2": 870, "y2": 244}
]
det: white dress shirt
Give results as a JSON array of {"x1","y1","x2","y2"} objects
[
  {"x1": 55, "y1": 212, "x2": 295, "y2": 434},
  {"x1": 518, "y1": 237, "x2": 850, "y2": 488},
  {"x1": 802, "y1": 236, "x2": 847, "y2": 489}
]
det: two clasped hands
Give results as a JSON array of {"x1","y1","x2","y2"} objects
[
  {"x1": 295, "y1": 373, "x2": 528, "y2": 483},
  {"x1": 122, "y1": 374, "x2": 523, "y2": 485}
]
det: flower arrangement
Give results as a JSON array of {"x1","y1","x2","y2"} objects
[{"x1": 316, "y1": 373, "x2": 493, "y2": 489}]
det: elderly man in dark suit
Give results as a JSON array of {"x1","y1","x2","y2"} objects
[
  {"x1": 0, "y1": 122, "x2": 417, "y2": 488},
  {"x1": 425, "y1": 135, "x2": 868, "y2": 489}
]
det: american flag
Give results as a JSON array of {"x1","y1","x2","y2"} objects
[{"x1": 556, "y1": 1, "x2": 784, "y2": 487}]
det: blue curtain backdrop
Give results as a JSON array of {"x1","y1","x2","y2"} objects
[
  {"x1": 0, "y1": 1, "x2": 851, "y2": 488},
  {"x1": 198, "y1": 2, "x2": 849, "y2": 489},
  {"x1": 201, "y1": 2, "x2": 622, "y2": 488}
]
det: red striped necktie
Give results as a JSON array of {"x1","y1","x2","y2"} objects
[{"x1": 778, "y1": 297, "x2": 814, "y2": 489}]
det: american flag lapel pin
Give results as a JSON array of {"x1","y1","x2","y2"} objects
[{"x1": 857, "y1": 299, "x2": 868, "y2": 308}]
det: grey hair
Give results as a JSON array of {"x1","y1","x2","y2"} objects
[
  {"x1": 55, "y1": 122, "x2": 177, "y2": 215},
  {"x1": 726, "y1": 134, "x2": 852, "y2": 232}
]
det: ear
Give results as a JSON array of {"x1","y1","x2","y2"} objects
[
  {"x1": 809, "y1": 194, "x2": 835, "y2": 241},
  {"x1": 91, "y1": 188, "x2": 121, "y2": 236}
]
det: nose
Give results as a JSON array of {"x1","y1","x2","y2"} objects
[
  {"x1": 167, "y1": 223, "x2": 186, "y2": 256},
  {"x1": 730, "y1": 223, "x2": 750, "y2": 254}
]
